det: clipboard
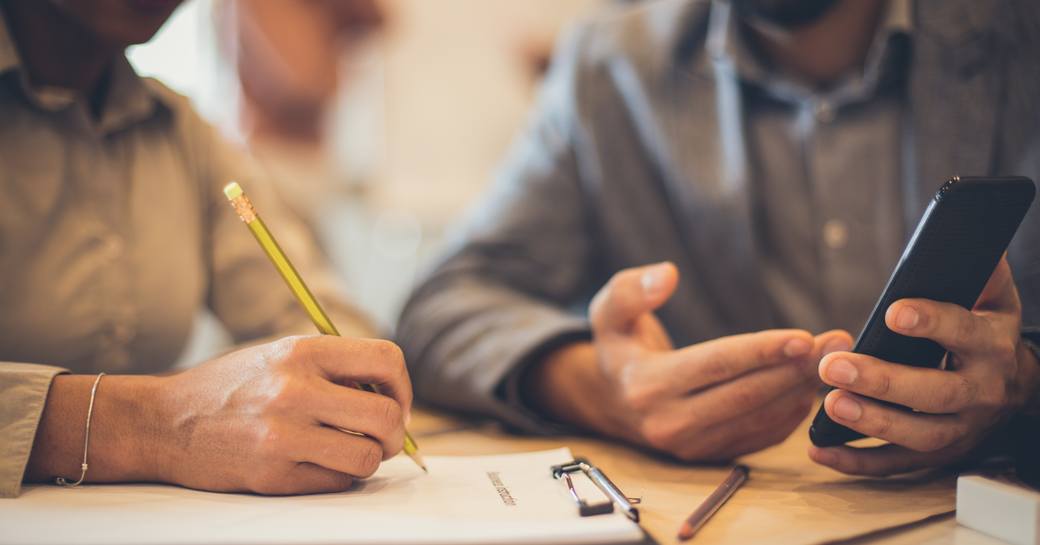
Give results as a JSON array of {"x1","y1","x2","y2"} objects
[
  {"x1": 1, "y1": 448, "x2": 646, "y2": 545},
  {"x1": 552, "y1": 457, "x2": 641, "y2": 522}
]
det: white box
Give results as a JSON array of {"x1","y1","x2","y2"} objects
[{"x1": 957, "y1": 475, "x2": 1040, "y2": 545}]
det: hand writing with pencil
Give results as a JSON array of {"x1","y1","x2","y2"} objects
[
  {"x1": 222, "y1": 181, "x2": 426, "y2": 471},
  {"x1": 26, "y1": 336, "x2": 412, "y2": 495},
  {"x1": 158, "y1": 335, "x2": 412, "y2": 494}
]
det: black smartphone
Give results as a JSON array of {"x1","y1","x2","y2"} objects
[{"x1": 808, "y1": 176, "x2": 1036, "y2": 447}]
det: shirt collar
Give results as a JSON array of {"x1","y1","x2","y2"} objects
[
  {"x1": 0, "y1": 8, "x2": 172, "y2": 134},
  {"x1": 706, "y1": 0, "x2": 913, "y2": 104}
]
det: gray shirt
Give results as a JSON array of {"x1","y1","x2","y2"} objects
[
  {"x1": 396, "y1": 0, "x2": 1040, "y2": 432},
  {"x1": 0, "y1": 11, "x2": 370, "y2": 497},
  {"x1": 736, "y1": 0, "x2": 910, "y2": 335}
]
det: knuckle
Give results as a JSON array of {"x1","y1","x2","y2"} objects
[
  {"x1": 254, "y1": 424, "x2": 286, "y2": 456},
  {"x1": 754, "y1": 338, "x2": 775, "y2": 364},
  {"x1": 921, "y1": 427, "x2": 955, "y2": 452},
  {"x1": 871, "y1": 371, "x2": 893, "y2": 398},
  {"x1": 281, "y1": 335, "x2": 314, "y2": 362},
  {"x1": 698, "y1": 356, "x2": 730, "y2": 385},
  {"x1": 351, "y1": 442, "x2": 383, "y2": 478},
  {"x1": 995, "y1": 338, "x2": 1018, "y2": 363},
  {"x1": 372, "y1": 340, "x2": 410, "y2": 385},
  {"x1": 376, "y1": 398, "x2": 404, "y2": 432},
  {"x1": 911, "y1": 304, "x2": 934, "y2": 334},
  {"x1": 871, "y1": 412, "x2": 894, "y2": 439},
  {"x1": 371, "y1": 339, "x2": 405, "y2": 365},
  {"x1": 955, "y1": 314, "x2": 978, "y2": 342},
  {"x1": 639, "y1": 416, "x2": 685, "y2": 452},
  {"x1": 620, "y1": 380, "x2": 661, "y2": 412},
  {"x1": 938, "y1": 376, "x2": 972, "y2": 412},
  {"x1": 268, "y1": 377, "x2": 303, "y2": 412}
]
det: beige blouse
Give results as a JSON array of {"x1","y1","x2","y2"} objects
[{"x1": 0, "y1": 12, "x2": 370, "y2": 497}]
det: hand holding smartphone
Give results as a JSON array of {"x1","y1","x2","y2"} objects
[{"x1": 809, "y1": 176, "x2": 1036, "y2": 448}]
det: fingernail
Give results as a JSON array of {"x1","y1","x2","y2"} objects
[
  {"x1": 822, "y1": 338, "x2": 852, "y2": 355},
  {"x1": 824, "y1": 359, "x2": 858, "y2": 385},
  {"x1": 641, "y1": 264, "x2": 669, "y2": 297},
  {"x1": 783, "y1": 338, "x2": 811, "y2": 358},
  {"x1": 832, "y1": 396, "x2": 863, "y2": 421},
  {"x1": 896, "y1": 306, "x2": 919, "y2": 330}
]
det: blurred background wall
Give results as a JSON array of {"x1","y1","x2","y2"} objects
[{"x1": 126, "y1": 0, "x2": 598, "y2": 363}]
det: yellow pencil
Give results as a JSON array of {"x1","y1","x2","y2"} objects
[{"x1": 223, "y1": 181, "x2": 427, "y2": 473}]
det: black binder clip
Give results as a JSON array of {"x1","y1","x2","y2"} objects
[{"x1": 551, "y1": 458, "x2": 641, "y2": 522}]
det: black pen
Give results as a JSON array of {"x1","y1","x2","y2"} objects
[{"x1": 677, "y1": 465, "x2": 749, "y2": 541}]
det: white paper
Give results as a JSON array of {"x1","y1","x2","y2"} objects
[{"x1": 0, "y1": 448, "x2": 642, "y2": 545}]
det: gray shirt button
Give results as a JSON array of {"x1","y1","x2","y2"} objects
[
  {"x1": 823, "y1": 219, "x2": 849, "y2": 249},
  {"x1": 814, "y1": 100, "x2": 836, "y2": 124}
]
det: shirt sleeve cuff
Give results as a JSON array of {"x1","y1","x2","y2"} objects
[
  {"x1": 0, "y1": 363, "x2": 67, "y2": 498},
  {"x1": 495, "y1": 327, "x2": 593, "y2": 436}
]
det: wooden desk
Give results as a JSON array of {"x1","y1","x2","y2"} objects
[{"x1": 408, "y1": 408, "x2": 1005, "y2": 545}]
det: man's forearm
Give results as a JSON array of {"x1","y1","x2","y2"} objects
[{"x1": 25, "y1": 375, "x2": 167, "y2": 484}]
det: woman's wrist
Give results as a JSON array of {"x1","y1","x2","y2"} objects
[
  {"x1": 91, "y1": 374, "x2": 170, "y2": 483},
  {"x1": 25, "y1": 374, "x2": 170, "y2": 485}
]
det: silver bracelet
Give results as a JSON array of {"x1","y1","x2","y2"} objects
[{"x1": 56, "y1": 372, "x2": 105, "y2": 487}]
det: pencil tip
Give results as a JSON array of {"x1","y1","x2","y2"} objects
[{"x1": 407, "y1": 451, "x2": 428, "y2": 474}]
